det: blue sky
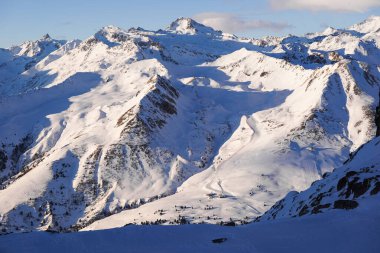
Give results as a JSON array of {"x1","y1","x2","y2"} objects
[{"x1": 1, "y1": 0, "x2": 380, "y2": 48}]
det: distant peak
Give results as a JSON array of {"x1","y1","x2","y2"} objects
[
  {"x1": 92, "y1": 25, "x2": 126, "y2": 47},
  {"x1": 357, "y1": 15, "x2": 380, "y2": 26},
  {"x1": 97, "y1": 25, "x2": 125, "y2": 35},
  {"x1": 41, "y1": 33, "x2": 51, "y2": 40},
  {"x1": 169, "y1": 17, "x2": 198, "y2": 29},
  {"x1": 366, "y1": 15, "x2": 380, "y2": 21},
  {"x1": 167, "y1": 17, "x2": 220, "y2": 36},
  {"x1": 322, "y1": 26, "x2": 338, "y2": 35},
  {"x1": 349, "y1": 15, "x2": 380, "y2": 33},
  {"x1": 128, "y1": 27, "x2": 146, "y2": 33}
]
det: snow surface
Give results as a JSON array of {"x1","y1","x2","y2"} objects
[{"x1": 1, "y1": 197, "x2": 379, "y2": 253}]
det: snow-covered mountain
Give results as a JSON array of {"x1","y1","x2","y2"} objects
[
  {"x1": 0, "y1": 16, "x2": 379, "y2": 234},
  {"x1": 0, "y1": 34, "x2": 69, "y2": 96}
]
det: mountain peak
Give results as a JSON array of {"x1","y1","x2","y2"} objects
[
  {"x1": 364, "y1": 15, "x2": 380, "y2": 23},
  {"x1": 91, "y1": 25, "x2": 127, "y2": 47},
  {"x1": 322, "y1": 26, "x2": 338, "y2": 36},
  {"x1": 349, "y1": 15, "x2": 380, "y2": 33},
  {"x1": 8, "y1": 33, "x2": 64, "y2": 58},
  {"x1": 41, "y1": 33, "x2": 51, "y2": 40},
  {"x1": 169, "y1": 17, "x2": 197, "y2": 27},
  {"x1": 98, "y1": 25, "x2": 124, "y2": 34},
  {"x1": 167, "y1": 17, "x2": 220, "y2": 35}
]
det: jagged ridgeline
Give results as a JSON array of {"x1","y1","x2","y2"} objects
[{"x1": 0, "y1": 16, "x2": 380, "y2": 233}]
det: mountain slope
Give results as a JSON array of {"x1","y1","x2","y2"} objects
[{"x1": 258, "y1": 136, "x2": 380, "y2": 221}]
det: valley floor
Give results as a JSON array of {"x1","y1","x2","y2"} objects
[{"x1": 1, "y1": 198, "x2": 379, "y2": 253}]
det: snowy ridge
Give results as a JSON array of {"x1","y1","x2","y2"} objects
[
  {"x1": 348, "y1": 15, "x2": 380, "y2": 34},
  {"x1": 0, "y1": 16, "x2": 379, "y2": 233}
]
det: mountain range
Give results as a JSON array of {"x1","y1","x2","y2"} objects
[{"x1": 0, "y1": 16, "x2": 379, "y2": 237}]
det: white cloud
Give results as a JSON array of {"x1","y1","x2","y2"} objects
[
  {"x1": 270, "y1": 0, "x2": 380, "y2": 12},
  {"x1": 193, "y1": 12, "x2": 292, "y2": 34}
]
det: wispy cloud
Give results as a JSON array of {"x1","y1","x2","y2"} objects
[
  {"x1": 193, "y1": 12, "x2": 292, "y2": 34},
  {"x1": 269, "y1": 0, "x2": 380, "y2": 12}
]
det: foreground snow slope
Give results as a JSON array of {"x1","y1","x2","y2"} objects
[
  {"x1": 1, "y1": 197, "x2": 379, "y2": 253},
  {"x1": 0, "y1": 16, "x2": 380, "y2": 232}
]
